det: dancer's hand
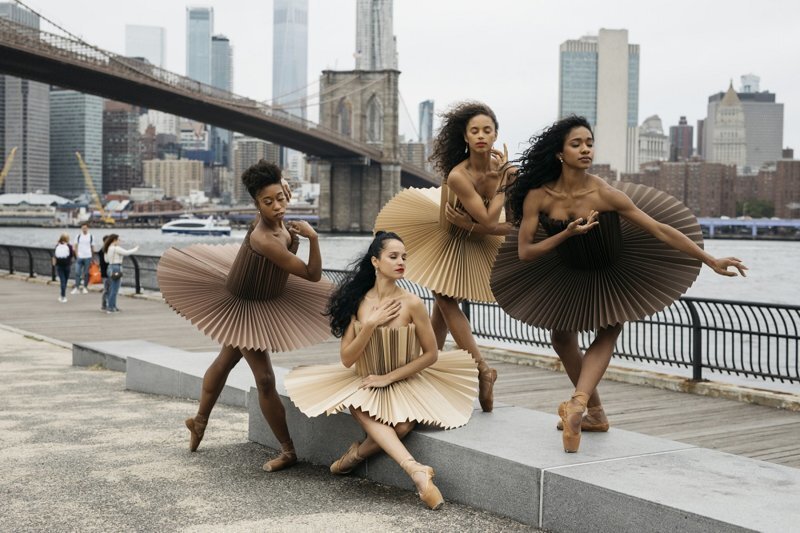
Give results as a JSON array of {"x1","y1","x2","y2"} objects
[
  {"x1": 359, "y1": 374, "x2": 393, "y2": 389},
  {"x1": 566, "y1": 211, "x2": 599, "y2": 236},
  {"x1": 708, "y1": 256, "x2": 748, "y2": 277},
  {"x1": 363, "y1": 299, "x2": 401, "y2": 329},
  {"x1": 445, "y1": 203, "x2": 473, "y2": 230},
  {"x1": 286, "y1": 220, "x2": 317, "y2": 240},
  {"x1": 488, "y1": 144, "x2": 511, "y2": 185},
  {"x1": 281, "y1": 178, "x2": 292, "y2": 201}
]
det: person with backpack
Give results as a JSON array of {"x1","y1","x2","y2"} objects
[
  {"x1": 52, "y1": 233, "x2": 74, "y2": 303},
  {"x1": 72, "y1": 224, "x2": 94, "y2": 294}
]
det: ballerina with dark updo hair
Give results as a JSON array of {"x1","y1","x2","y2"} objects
[
  {"x1": 157, "y1": 160, "x2": 333, "y2": 471},
  {"x1": 491, "y1": 116, "x2": 747, "y2": 453},
  {"x1": 284, "y1": 231, "x2": 479, "y2": 510},
  {"x1": 374, "y1": 101, "x2": 515, "y2": 413}
]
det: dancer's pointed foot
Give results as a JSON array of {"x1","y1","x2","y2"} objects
[
  {"x1": 185, "y1": 414, "x2": 208, "y2": 452},
  {"x1": 477, "y1": 361, "x2": 498, "y2": 413},
  {"x1": 556, "y1": 404, "x2": 610, "y2": 432},
  {"x1": 263, "y1": 440, "x2": 297, "y2": 472},
  {"x1": 558, "y1": 392, "x2": 589, "y2": 453},
  {"x1": 401, "y1": 458, "x2": 444, "y2": 510},
  {"x1": 330, "y1": 441, "x2": 364, "y2": 475}
]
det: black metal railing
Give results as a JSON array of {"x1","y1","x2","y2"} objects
[{"x1": 2, "y1": 245, "x2": 797, "y2": 384}]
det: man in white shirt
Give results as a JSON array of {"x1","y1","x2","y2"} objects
[{"x1": 72, "y1": 224, "x2": 94, "y2": 294}]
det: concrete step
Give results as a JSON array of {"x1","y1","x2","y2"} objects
[{"x1": 74, "y1": 340, "x2": 800, "y2": 532}]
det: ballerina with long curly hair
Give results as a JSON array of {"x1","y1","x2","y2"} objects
[
  {"x1": 374, "y1": 101, "x2": 514, "y2": 412},
  {"x1": 284, "y1": 232, "x2": 479, "y2": 510},
  {"x1": 157, "y1": 160, "x2": 333, "y2": 471},
  {"x1": 491, "y1": 116, "x2": 747, "y2": 453}
]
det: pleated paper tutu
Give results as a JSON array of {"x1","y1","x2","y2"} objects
[
  {"x1": 374, "y1": 184, "x2": 504, "y2": 303},
  {"x1": 490, "y1": 181, "x2": 703, "y2": 332},
  {"x1": 285, "y1": 323, "x2": 479, "y2": 429},
  {"x1": 157, "y1": 231, "x2": 333, "y2": 352}
]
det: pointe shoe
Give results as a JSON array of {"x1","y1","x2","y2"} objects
[
  {"x1": 263, "y1": 440, "x2": 297, "y2": 472},
  {"x1": 558, "y1": 392, "x2": 589, "y2": 453},
  {"x1": 401, "y1": 458, "x2": 444, "y2": 510},
  {"x1": 556, "y1": 405, "x2": 610, "y2": 432},
  {"x1": 330, "y1": 441, "x2": 364, "y2": 475},
  {"x1": 477, "y1": 361, "x2": 498, "y2": 413},
  {"x1": 185, "y1": 415, "x2": 208, "y2": 452}
]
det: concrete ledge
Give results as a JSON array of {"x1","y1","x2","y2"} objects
[
  {"x1": 68, "y1": 340, "x2": 800, "y2": 532},
  {"x1": 71, "y1": 339, "x2": 185, "y2": 371}
]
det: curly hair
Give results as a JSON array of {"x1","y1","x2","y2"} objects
[
  {"x1": 429, "y1": 101, "x2": 498, "y2": 180},
  {"x1": 326, "y1": 231, "x2": 404, "y2": 338},
  {"x1": 505, "y1": 115, "x2": 593, "y2": 226},
  {"x1": 241, "y1": 159, "x2": 282, "y2": 200}
]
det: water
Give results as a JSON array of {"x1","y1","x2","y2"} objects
[{"x1": 3, "y1": 226, "x2": 798, "y2": 305}]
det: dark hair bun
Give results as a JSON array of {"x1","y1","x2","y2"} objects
[{"x1": 241, "y1": 159, "x2": 282, "y2": 199}]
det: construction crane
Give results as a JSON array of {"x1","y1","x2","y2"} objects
[
  {"x1": 0, "y1": 146, "x2": 17, "y2": 192},
  {"x1": 75, "y1": 151, "x2": 114, "y2": 225}
]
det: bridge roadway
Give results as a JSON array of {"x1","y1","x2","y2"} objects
[
  {"x1": 0, "y1": 17, "x2": 436, "y2": 188},
  {"x1": 2, "y1": 274, "x2": 798, "y2": 469}
]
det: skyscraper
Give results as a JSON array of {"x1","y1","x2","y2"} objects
[
  {"x1": 559, "y1": 29, "x2": 639, "y2": 174},
  {"x1": 669, "y1": 116, "x2": 693, "y2": 161},
  {"x1": 0, "y1": 3, "x2": 49, "y2": 194},
  {"x1": 49, "y1": 89, "x2": 103, "y2": 199},
  {"x1": 703, "y1": 76, "x2": 783, "y2": 174},
  {"x1": 710, "y1": 84, "x2": 747, "y2": 171},
  {"x1": 273, "y1": 0, "x2": 308, "y2": 118},
  {"x1": 211, "y1": 35, "x2": 233, "y2": 169},
  {"x1": 103, "y1": 101, "x2": 141, "y2": 193},
  {"x1": 637, "y1": 115, "x2": 669, "y2": 167},
  {"x1": 355, "y1": 0, "x2": 398, "y2": 70},
  {"x1": 186, "y1": 7, "x2": 213, "y2": 85},
  {"x1": 419, "y1": 99, "x2": 434, "y2": 164},
  {"x1": 273, "y1": 0, "x2": 308, "y2": 179},
  {"x1": 125, "y1": 25, "x2": 166, "y2": 68}
]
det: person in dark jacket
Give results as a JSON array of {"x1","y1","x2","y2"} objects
[
  {"x1": 97, "y1": 235, "x2": 111, "y2": 311},
  {"x1": 52, "y1": 233, "x2": 74, "y2": 303}
]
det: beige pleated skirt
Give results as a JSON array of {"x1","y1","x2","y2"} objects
[
  {"x1": 157, "y1": 243, "x2": 333, "y2": 353},
  {"x1": 490, "y1": 182, "x2": 703, "y2": 332},
  {"x1": 284, "y1": 323, "x2": 479, "y2": 429},
  {"x1": 374, "y1": 186, "x2": 504, "y2": 303}
]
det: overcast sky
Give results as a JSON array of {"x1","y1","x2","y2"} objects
[{"x1": 22, "y1": 0, "x2": 800, "y2": 160}]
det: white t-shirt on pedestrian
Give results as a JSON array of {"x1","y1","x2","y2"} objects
[{"x1": 75, "y1": 232, "x2": 93, "y2": 259}]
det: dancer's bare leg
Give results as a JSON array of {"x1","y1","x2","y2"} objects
[
  {"x1": 185, "y1": 346, "x2": 242, "y2": 451},
  {"x1": 431, "y1": 303, "x2": 448, "y2": 350},
  {"x1": 551, "y1": 330, "x2": 602, "y2": 409},
  {"x1": 241, "y1": 348, "x2": 296, "y2": 471},
  {"x1": 573, "y1": 324, "x2": 622, "y2": 398},
  {"x1": 434, "y1": 292, "x2": 496, "y2": 411}
]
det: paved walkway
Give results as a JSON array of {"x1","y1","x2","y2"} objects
[
  {"x1": 0, "y1": 328, "x2": 536, "y2": 532},
  {"x1": 2, "y1": 275, "x2": 799, "y2": 469}
]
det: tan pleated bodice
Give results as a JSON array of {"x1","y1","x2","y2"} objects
[
  {"x1": 225, "y1": 228, "x2": 298, "y2": 300},
  {"x1": 438, "y1": 182, "x2": 491, "y2": 238},
  {"x1": 353, "y1": 322, "x2": 422, "y2": 378}
]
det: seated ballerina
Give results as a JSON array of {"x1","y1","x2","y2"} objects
[{"x1": 285, "y1": 231, "x2": 479, "y2": 510}]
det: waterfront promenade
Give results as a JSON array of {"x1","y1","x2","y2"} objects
[{"x1": 1, "y1": 274, "x2": 799, "y2": 469}]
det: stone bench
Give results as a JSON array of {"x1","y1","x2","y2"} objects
[{"x1": 73, "y1": 340, "x2": 800, "y2": 532}]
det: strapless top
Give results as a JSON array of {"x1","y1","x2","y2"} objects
[
  {"x1": 538, "y1": 211, "x2": 623, "y2": 270},
  {"x1": 439, "y1": 182, "x2": 491, "y2": 237},
  {"x1": 225, "y1": 227, "x2": 299, "y2": 300},
  {"x1": 353, "y1": 321, "x2": 421, "y2": 378}
]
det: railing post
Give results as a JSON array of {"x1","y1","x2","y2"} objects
[
  {"x1": 461, "y1": 300, "x2": 471, "y2": 322},
  {"x1": 25, "y1": 248, "x2": 35, "y2": 278},
  {"x1": 4, "y1": 246, "x2": 13, "y2": 275},
  {"x1": 130, "y1": 255, "x2": 142, "y2": 294},
  {"x1": 685, "y1": 300, "x2": 703, "y2": 381}
]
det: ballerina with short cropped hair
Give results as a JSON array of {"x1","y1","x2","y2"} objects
[{"x1": 157, "y1": 159, "x2": 333, "y2": 471}]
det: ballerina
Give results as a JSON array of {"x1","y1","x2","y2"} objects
[
  {"x1": 157, "y1": 160, "x2": 332, "y2": 470},
  {"x1": 493, "y1": 116, "x2": 747, "y2": 453},
  {"x1": 375, "y1": 101, "x2": 514, "y2": 412},
  {"x1": 284, "y1": 231, "x2": 479, "y2": 509}
]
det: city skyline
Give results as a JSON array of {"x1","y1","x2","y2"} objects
[{"x1": 10, "y1": 0, "x2": 800, "y2": 163}]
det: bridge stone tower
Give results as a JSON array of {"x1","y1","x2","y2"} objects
[{"x1": 316, "y1": 69, "x2": 401, "y2": 232}]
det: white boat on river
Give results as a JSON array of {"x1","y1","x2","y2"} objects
[{"x1": 161, "y1": 215, "x2": 231, "y2": 236}]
